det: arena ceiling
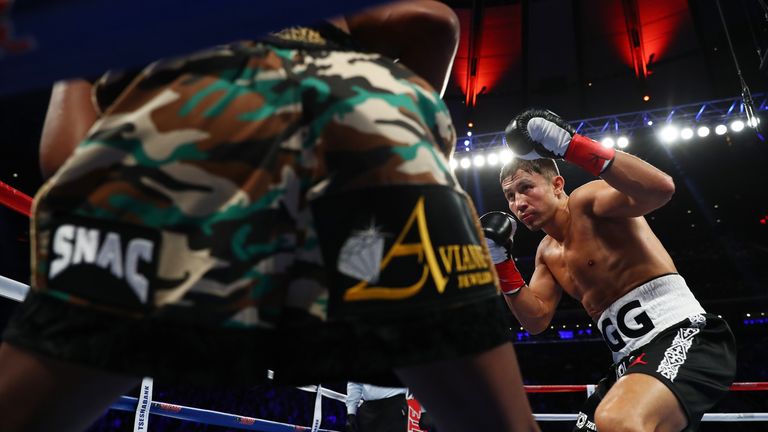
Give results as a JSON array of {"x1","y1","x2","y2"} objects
[{"x1": 439, "y1": 0, "x2": 768, "y2": 131}]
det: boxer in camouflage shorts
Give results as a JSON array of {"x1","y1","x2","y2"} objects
[{"x1": 0, "y1": 3, "x2": 538, "y2": 432}]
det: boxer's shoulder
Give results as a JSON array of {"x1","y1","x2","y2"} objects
[
  {"x1": 535, "y1": 235, "x2": 557, "y2": 264},
  {"x1": 568, "y1": 180, "x2": 612, "y2": 213}
]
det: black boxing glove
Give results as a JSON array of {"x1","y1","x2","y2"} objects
[
  {"x1": 504, "y1": 109, "x2": 616, "y2": 176},
  {"x1": 480, "y1": 211, "x2": 516, "y2": 261},
  {"x1": 480, "y1": 211, "x2": 525, "y2": 296}
]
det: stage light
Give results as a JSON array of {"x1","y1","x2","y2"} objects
[
  {"x1": 449, "y1": 158, "x2": 458, "y2": 170},
  {"x1": 643, "y1": 95, "x2": 650, "y2": 102},
  {"x1": 697, "y1": 126, "x2": 710, "y2": 137},
  {"x1": 647, "y1": 120, "x2": 654, "y2": 126},
  {"x1": 680, "y1": 127, "x2": 694, "y2": 140},
  {"x1": 459, "y1": 157, "x2": 471, "y2": 169},
  {"x1": 730, "y1": 120, "x2": 744, "y2": 132},
  {"x1": 473, "y1": 155, "x2": 485, "y2": 167},
  {"x1": 659, "y1": 125, "x2": 679, "y2": 143},
  {"x1": 500, "y1": 150, "x2": 513, "y2": 164},
  {"x1": 715, "y1": 124, "x2": 728, "y2": 135},
  {"x1": 487, "y1": 152, "x2": 499, "y2": 166},
  {"x1": 468, "y1": 121, "x2": 474, "y2": 128},
  {"x1": 463, "y1": 139, "x2": 470, "y2": 146},
  {"x1": 466, "y1": 131, "x2": 473, "y2": 137},
  {"x1": 617, "y1": 136, "x2": 629, "y2": 148},
  {"x1": 748, "y1": 117, "x2": 760, "y2": 128},
  {"x1": 600, "y1": 137, "x2": 615, "y2": 148}
]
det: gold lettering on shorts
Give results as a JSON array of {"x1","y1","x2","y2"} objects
[
  {"x1": 344, "y1": 197, "x2": 447, "y2": 301},
  {"x1": 457, "y1": 270, "x2": 493, "y2": 289},
  {"x1": 438, "y1": 244, "x2": 487, "y2": 272}
]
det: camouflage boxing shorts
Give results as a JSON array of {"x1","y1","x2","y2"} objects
[{"x1": 4, "y1": 24, "x2": 509, "y2": 385}]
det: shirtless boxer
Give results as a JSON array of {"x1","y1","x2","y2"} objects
[
  {"x1": 481, "y1": 109, "x2": 736, "y2": 432},
  {"x1": 0, "y1": 3, "x2": 539, "y2": 432}
]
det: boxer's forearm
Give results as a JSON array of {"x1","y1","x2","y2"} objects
[
  {"x1": 503, "y1": 287, "x2": 553, "y2": 335},
  {"x1": 39, "y1": 79, "x2": 98, "y2": 179},
  {"x1": 600, "y1": 151, "x2": 675, "y2": 211}
]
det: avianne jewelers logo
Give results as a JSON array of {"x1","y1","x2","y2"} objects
[
  {"x1": 340, "y1": 197, "x2": 493, "y2": 301},
  {"x1": 0, "y1": 0, "x2": 36, "y2": 58}
]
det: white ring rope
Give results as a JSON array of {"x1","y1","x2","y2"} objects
[
  {"x1": 0, "y1": 274, "x2": 29, "y2": 302},
  {"x1": 298, "y1": 385, "x2": 347, "y2": 403}
]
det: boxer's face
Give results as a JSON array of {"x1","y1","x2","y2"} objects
[{"x1": 502, "y1": 169, "x2": 562, "y2": 231}]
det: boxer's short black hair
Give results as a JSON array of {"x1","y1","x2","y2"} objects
[{"x1": 500, "y1": 158, "x2": 560, "y2": 184}]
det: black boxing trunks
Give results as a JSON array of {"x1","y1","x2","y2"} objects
[{"x1": 574, "y1": 274, "x2": 736, "y2": 431}]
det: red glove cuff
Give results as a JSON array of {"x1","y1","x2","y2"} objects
[
  {"x1": 495, "y1": 259, "x2": 525, "y2": 295},
  {"x1": 564, "y1": 134, "x2": 616, "y2": 177}
]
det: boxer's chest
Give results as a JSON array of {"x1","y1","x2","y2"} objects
[{"x1": 542, "y1": 218, "x2": 622, "y2": 301}]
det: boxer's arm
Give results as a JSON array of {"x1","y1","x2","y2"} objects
[
  {"x1": 578, "y1": 152, "x2": 676, "y2": 218},
  {"x1": 346, "y1": 0, "x2": 459, "y2": 96},
  {"x1": 503, "y1": 243, "x2": 562, "y2": 335},
  {"x1": 39, "y1": 79, "x2": 99, "y2": 179}
]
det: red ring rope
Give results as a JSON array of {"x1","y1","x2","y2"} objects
[
  {"x1": 0, "y1": 181, "x2": 31, "y2": 217},
  {"x1": 524, "y1": 382, "x2": 768, "y2": 393},
  {"x1": 525, "y1": 385, "x2": 588, "y2": 393}
]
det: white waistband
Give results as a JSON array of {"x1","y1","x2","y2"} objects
[{"x1": 597, "y1": 274, "x2": 705, "y2": 362}]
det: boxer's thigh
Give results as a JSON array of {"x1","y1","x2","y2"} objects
[
  {"x1": 596, "y1": 314, "x2": 736, "y2": 432},
  {"x1": 596, "y1": 373, "x2": 686, "y2": 432}
]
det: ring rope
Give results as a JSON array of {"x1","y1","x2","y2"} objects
[
  {"x1": 111, "y1": 396, "x2": 339, "y2": 431},
  {"x1": 298, "y1": 385, "x2": 347, "y2": 403},
  {"x1": 0, "y1": 274, "x2": 30, "y2": 302},
  {"x1": 533, "y1": 413, "x2": 768, "y2": 422},
  {"x1": 523, "y1": 382, "x2": 768, "y2": 393},
  {"x1": 109, "y1": 395, "x2": 768, "y2": 427},
  {"x1": 0, "y1": 180, "x2": 31, "y2": 217}
]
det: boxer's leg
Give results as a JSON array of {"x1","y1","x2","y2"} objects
[
  {"x1": 396, "y1": 342, "x2": 539, "y2": 432},
  {"x1": 594, "y1": 373, "x2": 686, "y2": 432},
  {"x1": 594, "y1": 314, "x2": 735, "y2": 432},
  {"x1": 0, "y1": 343, "x2": 140, "y2": 432}
]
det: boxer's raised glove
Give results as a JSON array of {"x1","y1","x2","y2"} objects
[
  {"x1": 504, "y1": 109, "x2": 616, "y2": 176},
  {"x1": 480, "y1": 211, "x2": 525, "y2": 296}
]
